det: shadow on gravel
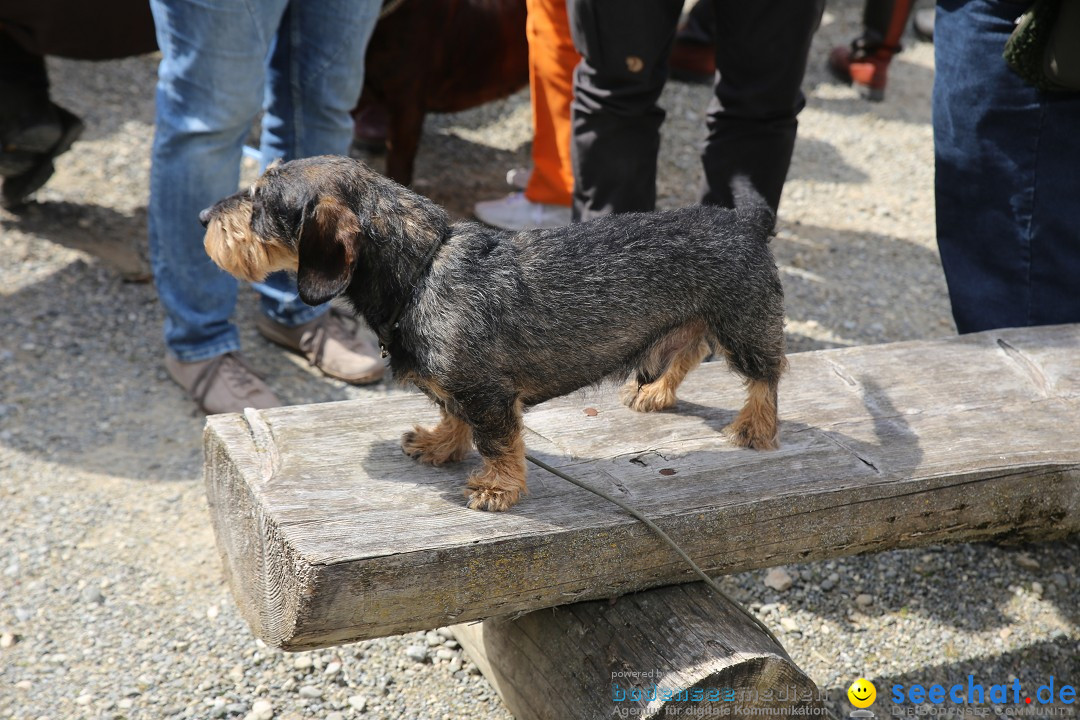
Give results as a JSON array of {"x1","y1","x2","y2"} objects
[
  {"x1": 787, "y1": 137, "x2": 870, "y2": 184},
  {"x1": 1, "y1": 201, "x2": 151, "y2": 281},
  {"x1": 774, "y1": 221, "x2": 951, "y2": 353},
  {"x1": 0, "y1": 257, "x2": 390, "y2": 481},
  {"x1": 779, "y1": 535, "x2": 1080, "y2": 641},
  {"x1": 811, "y1": 56, "x2": 935, "y2": 128}
]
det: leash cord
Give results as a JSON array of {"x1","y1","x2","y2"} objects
[{"x1": 524, "y1": 453, "x2": 781, "y2": 647}]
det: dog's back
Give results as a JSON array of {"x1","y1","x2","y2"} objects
[{"x1": 414, "y1": 204, "x2": 783, "y2": 403}]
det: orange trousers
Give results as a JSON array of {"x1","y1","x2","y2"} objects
[{"x1": 524, "y1": 0, "x2": 579, "y2": 207}]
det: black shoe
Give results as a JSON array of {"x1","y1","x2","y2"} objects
[{"x1": 1, "y1": 104, "x2": 84, "y2": 210}]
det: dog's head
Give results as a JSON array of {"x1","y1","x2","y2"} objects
[
  {"x1": 202, "y1": 155, "x2": 449, "y2": 307},
  {"x1": 200, "y1": 156, "x2": 363, "y2": 306},
  {"x1": 200, "y1": 187, "x2": 302, "y2": 285}
]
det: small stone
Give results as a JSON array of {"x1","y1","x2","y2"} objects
[
  {"x1": 293, "y1": 654, "x2": 313, "y2": 670},
  {"x1": 326, "y1": 714, "x2": 345, "y2": 720},
  {"x1": 448, "y1": 659, "x2": 463, "y2": 673},
  {"x1": 81, "y1": 585, "x2": 105, "y2": 604},
  {"x1": 1031, "y1": 582, "x2": 1044, "y2": 597},
  {"x1": 15, "y1": 680, "x2": 31, "y2": 691},
  {"x1": 436, "y1": 627, "x2": 456, "y2": 641},
  {"x1": 323, "y1": 661, "x2": 341, "y2": 677},
  {"x1": 1015, "y1": 554, "x2": 1041, "y2": 570},
  {"x1": 0, "y1": 632, "x2": 17, "y2": 648},
  {"x1": 780, "y1": 618, "x2": 800, "y2": 634},
  {"x1": 76, "y1": 694, "x2": 93, "y2": 706},
  {"x1": 443, "y1": 639, "x2": 459, "y2": 649},
  {"x1": 405, "y1": 645, "x2": 428, "y2": 663},
  {"x1": 348, "y1": 695, "x2": 368, "y2": 712},
  {"x1": 297, "y1": 685, "x2": 322, "y2": 698},
  {"x1": 436, "y1": 648, "x2": 457, "y2": 661},
  {"x1": 206, "y1": 605, "x2": 220, "y2": 620},
  {"x1": 820, "y1": 579, "x2": 835, "y2": 592},
  {"x1": 763, "y1": 567, "x2": 794, "y2": 592},
  {"x1": 248, "y1": 699, "x2": 274, "y2": 720},
  {"x1": 425, "y1": 631, "x2": 442, "y2": 647},
  {"x1": 855, "y1": 594, "x2": 874, "y2": 608}
]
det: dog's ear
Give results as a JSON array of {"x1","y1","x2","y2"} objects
[{"x1": 296, "y1": 197, "x2": 360, "y2": 306}]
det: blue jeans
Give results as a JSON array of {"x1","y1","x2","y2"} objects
[
  {"x1": 148, "y1": 0, "x2": 379, "y2": 361},
  {"x1": 934, "y1": 0, "x2": 1080, "y2": 334}
]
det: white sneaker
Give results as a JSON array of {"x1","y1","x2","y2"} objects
[{"x1": 473, "y1": 192, "x2": 572, "y2": 231}]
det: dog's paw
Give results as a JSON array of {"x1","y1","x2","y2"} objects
[
  {"x1": 464, "y1": 484, "x2": 522, "y2": 512},
  {"x1": 401, "y1": 426, "x2": 468, "y2": 466},
  {"x1": 722, "y1": 419, "x2": 779, "y2": 450},
  {"x1": 464, "y1": 468, "x2": 525, "y2": 512},
  {"x1": 621, "y1": 381, "x2": 676, "y2": 413}
]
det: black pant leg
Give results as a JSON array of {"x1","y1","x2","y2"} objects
[
  {"x1": 0, "y1": 32, "x2": 51, "y2": 138},
  {"x1": 568, "y1": 0, "x2": 682, "y2": 221},
  {"x1": 701, "y1": 0, "x2": 824, "y2": 213}
]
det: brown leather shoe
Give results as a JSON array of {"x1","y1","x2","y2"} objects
[
  {"x1": 165, "y1": 352, "x2": 281, "y2": 415},
  {"x1": 256, "y1": 309, "x2": 385, "y2": 385}
]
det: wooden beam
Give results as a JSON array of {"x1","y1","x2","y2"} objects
[
  {"x1": 203, "y1": 325, "x2": 1080, "y2": 650},
  {"x1": 452, "y1": 581, "x2": 822, "y2": 720}
]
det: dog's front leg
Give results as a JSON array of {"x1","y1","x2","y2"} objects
[
  {"x1": 464, "y1": 399, "x2": 527, "y2": 512},
  {"x1": 401, "y1": 408, "x2": 473, "y2": 465}
]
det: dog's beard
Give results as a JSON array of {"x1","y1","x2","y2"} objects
[{"x1": 202, "y1": 211, "x2": 299, "y2": 283}]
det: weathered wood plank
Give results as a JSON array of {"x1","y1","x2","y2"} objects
[
  {"x1": 203, "y1": 325, "x2": 1080, "y2": 649},
  {"x1": 452, "y1": 581, "x2": 822, "y2": 720}
]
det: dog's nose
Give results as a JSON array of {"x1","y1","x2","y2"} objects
[{"x1": 198, "y1": 208, "x2": 212, "y2": 228}]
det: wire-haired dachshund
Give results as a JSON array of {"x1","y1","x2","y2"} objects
[{"x1": 201, "y1": 155, "x2": 787, "y2": 511}]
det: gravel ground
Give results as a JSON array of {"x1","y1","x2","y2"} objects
[{"x1": 2, "y1": 2, "x2": 1078, "y2": 719}]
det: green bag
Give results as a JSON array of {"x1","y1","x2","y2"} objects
[{"x1": 1004, "y1": 0, "x2": 1080, "y2": 91}]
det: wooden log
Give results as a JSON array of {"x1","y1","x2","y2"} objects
[
  {"x1": 452, "y1": 582, "x2": 823, "y2": 720},
  {"x1": 202, "y1": 324, "x2": 1080, "y2": 650}
]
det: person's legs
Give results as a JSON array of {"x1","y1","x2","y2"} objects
[
  {"x1": 568, "y1": 0, "x2": 683, "y2": 221},
  {"x1": 524, "y1": 0, "x2": 578, "y2": 208},
  {"x1": 827, "y1": 0, "x2": 915, "y2": 101},
  {"x1": 0, "y1": 32, "x2": 52, "y2": 145},
  {"x1": 0, "y1": 32, "x2": 84, "y2": 208},
  {"x1": 148, "y1": 0, "x2": 287, "y2": 362},
  {"x1": 933, "y1": 0, "x2": 1080, "y2": 333},
  {"x1": 255, "y1": 0, "x2": 379, "y2": 327},
  {"x1": 701, "y1": 0, "x2": 824, "y2": 213}
]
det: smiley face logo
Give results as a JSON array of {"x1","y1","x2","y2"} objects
[{"x1": 848, "y1": 678, "x2": 877, "y2": 708}]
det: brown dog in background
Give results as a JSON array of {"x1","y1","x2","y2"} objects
[{"x1": 355, "y1": 0, "x2": 529, "y2": 185}]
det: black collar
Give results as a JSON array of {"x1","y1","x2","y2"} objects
[{"x1": 377, "y1": 231, "x2": 449, "y2": 358}]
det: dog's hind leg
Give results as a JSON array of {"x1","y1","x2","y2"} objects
[
  {"x1": 714, "y1": 330, "x2": 786, "y2": 450},
  {"x1": 623, "y1": 322, "x2": 709, "y2": 413},
  {"x1": 463, "y1": 397, "x2": 528, "y2": 512},
  {"x1": 724, "y1": 375, "x2": 781, "y2": 450},
  {"x1": 402, "y1": 407, "x2": 474, "y2": 465}
]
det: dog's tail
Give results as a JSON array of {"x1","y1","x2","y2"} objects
[{"x1": 731, "y1": 174, "x2": 776, "y2": 242}]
